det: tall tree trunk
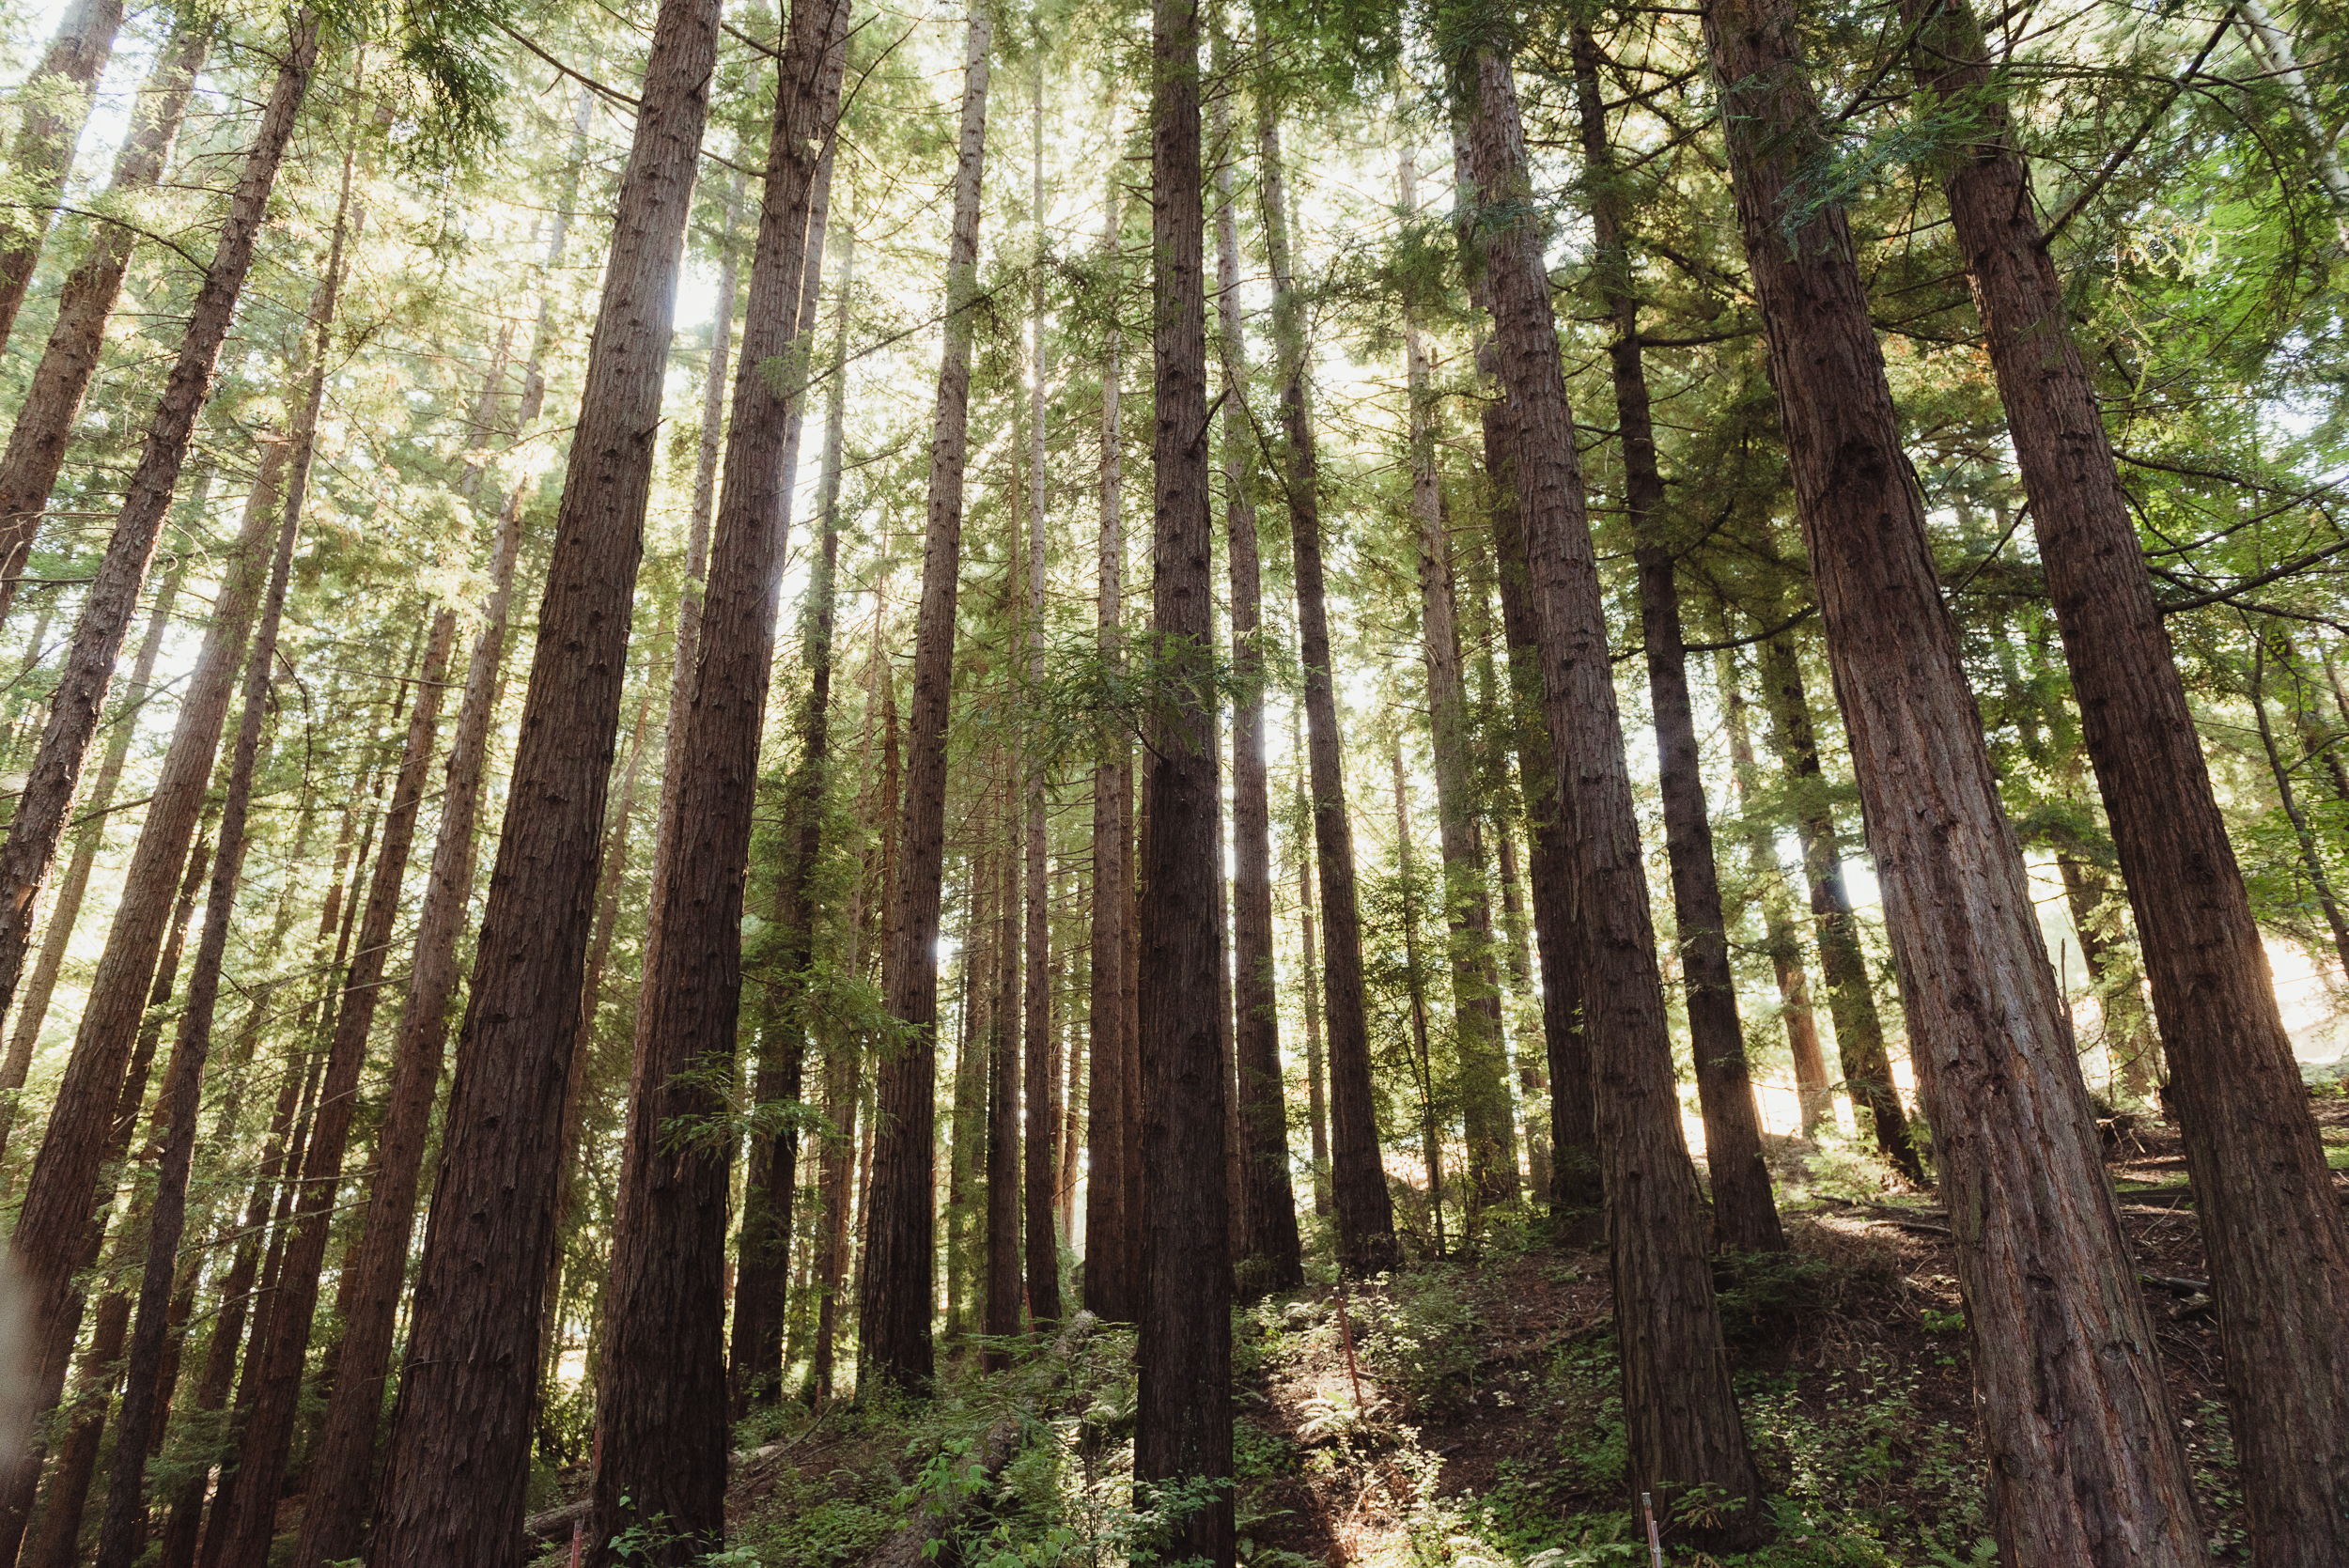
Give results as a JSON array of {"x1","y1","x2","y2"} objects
[
  {"x1": 367, "y1": 0, "x2": 722, "y2": 1553},
  {"x1": 2254, "y1": 655, "x2": 2349, "y2": 970},
  {"x1": 1453, "y1": 127, "x2": 1599, "y2": 1228},
  {"x1": 0, "y1": 538, "x2": 192, "y2": 1166},
  {"x1": 1138, "y1": 1, "x2": 1233, "y2": 1559},
  {"x1": 1258, "y1": 101, "x2": 1397, "y2": 1278},
  {"x1": 1295, "y1": 782, "x2": 1330, "y2": 1218},
  {"x1": 1568, "y1": 30, "x2": 1780, "y2": 1252},
  {"x1": 2054, "y1": 848, "x2": 2158, "y2": 1101},
  {"x1": 1392, "y1": 747, "x2": 1448, "y2": 1259},
  {"x1": 1213, "y1": 71, "x2": 1300, "y2": 1292},
  {"x1": 0, "y1": 12, "x2": 317, "y2": 1044},
  {"x1": 1716, "y1": 656, "x2": 1834, "y2": 1134},
  {"x1": 1704, "y1": 0, "x2": 2207, "y2": 1558},
  {"x1": 1399, "y1": 148, "x2": 1517, "y2": 1220},
  {"x1": 28, "y1": 815, "x2": 210, "y2": 1568},
  {"x1": 1906, "y1": 5, "x2": 2349, "y2": 1551},
  {"x1": 90, "y1": 415, "x2": 311, "y2": 1568},
  {"x1": 0, "y1": 18, "x2": 210, "y2": 626},
  {"x1": 734, "y1": 137, "x2": 850, "y2": 1416},
  {"x1": 0, "y1": 0, "x2": 127, "y2": 355},
  {"x1": 0, "y1": 414, "x2": 297, "y2": 1559},
  {"x1": 1464, "y1": 39, "x2": 1766, "y2": 1545},
  {"x1": 591, "y1": 2, "x2": 847, "y2": 1554},
  {"x1": 861, "y1": 2, "x2": 991, "y2": 1393},
  {"x1": 295, "y1": 258, "x2": 544, "y2": 1568},
  {"x1": 1754, "y1": 623, "x2": 1924, "y2": 1179},
  {"x1": 985, "y1": 846, "x2": 1022, "y2": 1368},
  {"x1": 1083, "y1": 170, "x2": 1134, "y2": 1319}
]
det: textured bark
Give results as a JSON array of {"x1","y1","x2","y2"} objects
[
  {"x1": 31, "y1": 822, "x2": 209, "y2": 1568},
  {"x1": 1717, "y1": 660, "x2": 1834, "y2": 1134},
  {"x1": 1706, "y1": 0, "x2": 2208, "y2": 1558},
  {"x1": 294, "y1": 414, "x2": 532, "y2": 1568},
  {"x1": 92, "y1": 433, "x2": 309, "y2": 1568},
  {"x1": 366, "y1": 0, "x2": 719, "y2": 1555},
  {"x1": 1399, "y1": 149, "x2": 1517, "y2": 1219},
  {"x1": 589, "y1": 3, "x2": 846, "y2": 1555},
  {"x1": 1568, "y1": 30, "x2": 1779, "y2": 1251},
  {"x1": 1295, "y1": 800, "x2": 1330, "y2": 1218},
  {"x1": 0, "y1": 14, "x2": 316, "y2": 1046},
  {"x1": 1906, "y1": 6, "x2": 2349, "y2": 1554},
  {"x1": 1214, "y1": 83, "x2": 1301, "y2": 1291},
  {"x1": 1137, "y1": 2, "x2": 1234, "y2": 1559},
  {"x1": 0, "y1": 409, "x2": 291, "y2": 1559},
  {"x1": 1258, "y1": 104, "x2": 1397, "y2": 1278},
  {"x1": 0, "y1": 541, "x2": 190, "y2": 1163},
  {"x1": 1083, "y1": 174, "x2": 1134, "y2": 1320},
  {"x1": 0, "y1": 0, "x2": 126, "y2": 354},
  {"x1": 861, "y1": 4, "x2": 991, "y2": 1393},
  {"x1": 0, "y1": 19, "x2": 210, "y2": 626},
  {"x1": 1466, "y1": 42, "x2": 1765, "y2": 1543},
  {"x1": 1455, "y1": 128, "x2": 1598, "y2": 1225},
  {"x1": 734, "y1": 141, "x2": 849, "y2": 1416},
  {"x1": 985, "y1": 850, "x2": 1022, "y2": 1367}
]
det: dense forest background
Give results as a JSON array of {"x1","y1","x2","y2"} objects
[{"x1": 0, "y1": 0, "x2": 2341, "y2": 1562}]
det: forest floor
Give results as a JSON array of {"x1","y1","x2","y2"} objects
[{"x1": 535, "y1": 1091, "x2": 2349, "y2": 1568}]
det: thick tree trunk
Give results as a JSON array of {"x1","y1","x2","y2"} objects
[
  {"x1": 1213, "y1": 81, "x2": 1300, "y2": 1291},
  {"x1": 1754, "y1": 625, "x2": 1925, "y2": 1180},
  {"x1": 1568, "y1": 31, "x2": 1779, "y2": 1251},
  {"x1": 0, "y1": 0, "x2": 127, "y2": 355},
  {"x1": 1466, "y1": 42, "x2": 1766, "y2": 1545},
  {"x1": 366, "y1": 0, "x2": 721, "y2": 1554},
  {"x1": 0, "y1": 19, "x2": 210, "y2": 626},
  {"x1": 91, "y1": 426, "x2": 310, "y2": 1568},
  {"x1": 1716, "y1": 659, "x2": 1834, "y2": 1134},
  {"x1": 590, "y1": 3, "x2": 847, "y2": 1554},
  {"x1": 1705, "y1": 0, "x2": 2208, "y2": 1558},
  {"x1": 1258, "y1": 104, "x2": 1397, "y2": 1278},
  {"x1": 1906, "y1": 6, "x2": 2349, "y2": 1554},
  {"x1": 861, "y1": 3, "x2": 991, "y2": 1394},
  {"x1": 1083, "y1": 173, "x2": 1134, "y2": 1320},
  {"x1": 0, "y1": 14, "x2": 317, "y2": 1045},
  {"x1": 1137, "y1": 2, "x2": 1233, "y2": 1559}
]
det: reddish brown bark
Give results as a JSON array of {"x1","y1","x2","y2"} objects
[
  {"x1": 0, "y1": 0, "x2": 127, "y2": 354},
  {"x1": 860, "y1": 4, "x2": 991, "y2": 1393},
  {"x1": 1705, "y1": 0, "x2": 2208, "y2": 1557},
  {"x1": 1258, "y1": 103, "x2": 1396, "y2": 1278},
  {"x1": 366, "y1": 0, "x2": 721, "y2": 1555},
  {"x1": 1905, "y1": 1, "x2": 2349, "y2": 1556},
  {"x1": 1137, "y1": 1, "x2": 1233, "y2": 1558},
  {"x1": 1466, "y1": 40, "x2": 1765, "y2": 1543},
  {"x1": 985, "y1": 849, "x2": 1022, "y2": 1368},
  {"x1": 0, "y1": 19, "x2": 210, "y2": 626}
]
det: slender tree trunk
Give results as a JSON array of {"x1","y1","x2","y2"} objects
[
  {"x1": 1295, "y1": 787, "x2": 1330, "y2": 1218},
  {"x1": 1716, "y1": 657, "x2": 1834, "y2": 1134},
  {"x1": 1138, "y1": 1, "x2": 1232, "y2": 1557},
  {"x1": 1465, "y1": 40, "x2": 1766, "y2": 1545},
  {"x1": 1392, "y1": 748, "x2": 1447, "y2": 1259},
  {"x1": 1567, "y1": 31, "x2": 1779, "y2": 1251},
  {"x1": 1212, "y1": 73, "x2": 1300, "y2": 1291},
  {"x1": 367, "y1": 0, "x2": 722, "y2": 1554},
  {"x1": 0, "y1": 19, "x2": 210, "y2": 625},
  {"x1": 1083, "y1": 171, "x2": 1134, "y2": 1320},
  {"x1": 0, "y1": 411, "x2": 294, "y2": 1560},
  {"x1": 590, "y1": 3, "x2": 847, "y2": 1554},
  {"x1": 1907, "y1": 7, "x2": 2349, "y2": 1550},
  {"x1": 985, "y1": 846, "x2": 1022, "y2": 1368},
  {"x1": 91, "y1": 422, "x2": 310, "y2": 1568},
  {"x1": 861, "y1": 3, "x2": 991, "y2": 1393},
  {"x1": 1754, "y1": 624, "x2": 1925, "y2": 1180},
  {"x1": 0, "y1": 13, "x2": 318, "y2": 1045},
  {"x1": 2054, "y1": 849, "x2": 2157, "y2": 1101},
  {"x1": 1258, "y1": 102, "x2": 1397, "y2": 1278},
  {"x1": 2255, "y1": 657, "x2": 2349, "y2": 970},
  {"x1": 0, "y1": 541, "x2": 191, "y2": 1165},
  {"x1": 947, "y1": 871, "x2": 989, "y2": 1344},
  {"x1": 1705, "y1": 0, "x2": 2208, "y2": 1557},
  {"x1": 0, "y1": 0, "x2": 127, "y2": 355}
]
